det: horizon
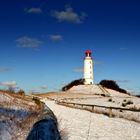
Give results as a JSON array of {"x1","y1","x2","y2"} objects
[{"x1": 0, "y1": 0, "x2": 140, "y2": 95}]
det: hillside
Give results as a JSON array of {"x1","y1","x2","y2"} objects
[
  {"x1": 37, "y1": 85, "x2": 140, "y2": 122},
  {"x1": 68, "y1": 84, "x2": 129, "y2": 97},
  {"x1": 32, "y1": 84, "x2": 140, "y2": 140},
  {"x1": 0, "y1": 91, "x2": 43, "y2": 140},
  {"x1": 43, "y1": 99, "x2": 140, "y2": 140}
]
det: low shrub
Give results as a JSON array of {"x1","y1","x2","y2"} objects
[
  {"x1": 99, "y1": 80, "x2": 128, "y2": 94},
  {"x1": 126, "y1": 100, "x2": 133, "y2": 105},
  {"x1": 122, "y1": 103, "x2": 126, "y2": 107},
  {"x1": 32, "y1": 97, "x2": 41, "y2": 106},
  {"x1": 123, "y1": 99, "x2": 127, "y2": 102},
  {"x1": 121, "y1": 100, "x2": 133, "y2": 107},
  {"x1": 129, "y1": 106, "x2": 140, "y2": 111},
  {"x1": 108, "y1": 98, "x2": 112, "y2": 102},
  {"x1": 62, "y1": 79, "x2": 84, "y2": 91},
  {"x1": 101, "y1": 94, "x2": 106, "y2": 97},
  {"x1": 17, "y1": 90, "x2": 25, "y2": 96}
]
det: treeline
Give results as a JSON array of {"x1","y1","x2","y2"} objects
[
  {"x1": 99, "y1": 80, "x2": 129, "y2": 94},
  {"x1": 62, "y1": 79, "x2": 85, "y2": 91},
  {"x1": 62, "y1": 79, "x2": 129, "y2": 95},
  {"x1": 0, "y1": 88, "x2": 25, "y2": 96}
]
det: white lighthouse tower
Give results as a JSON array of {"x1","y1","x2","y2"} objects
[{"x1": 84, "y1": 50, "x2": 94, "y2": 85}]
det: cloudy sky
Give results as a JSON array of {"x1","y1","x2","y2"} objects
[{"x1": 0, "y1": 0, "x2": 140, "y2": 94}]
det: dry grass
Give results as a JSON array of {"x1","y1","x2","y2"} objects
[{"x1": 0, "y1": 91, "x2": 44, "y2": 140}]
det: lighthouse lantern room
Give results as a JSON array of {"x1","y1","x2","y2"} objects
[{"x1": 84, "y1": 50, "x2": 94, "y2": 85}]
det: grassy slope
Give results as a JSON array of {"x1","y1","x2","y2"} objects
[{"x1": 0, "y1": 91, "x2": 44, "y2": 140}]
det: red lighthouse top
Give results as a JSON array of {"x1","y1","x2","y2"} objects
[
  {"x1": 85, "y1": 50, "x2": 91, "y2": 54},
  {"x1": 85, "y1": 50, "x2": 92, "y2": 57}
]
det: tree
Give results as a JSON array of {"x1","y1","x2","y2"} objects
[
  {"x1": 17, "y1": 89, "x2": 25, "y2": 96},
  {"x1": 7, "y1": 86, "x2": 15, "y2": 93},
  {"x1": 62, "y1": 79, "x2": 85, "y2": 91},
  {"x1": 99, "y1": 80, "x2": 127, "y2": 94}
]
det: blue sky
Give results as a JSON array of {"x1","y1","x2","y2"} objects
[{"x1": 0, "y1": 0, "x2": 140, "y2": 94}]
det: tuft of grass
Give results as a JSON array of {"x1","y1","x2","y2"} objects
[
  {"x1": 120, "y1": 109, "x2": 123, "y2": 112},
  {"x1": 129, "y1": 106, "x2": 140, "y2": 111},
  {"x1": 101, "y1": 94, "x2": 106, "y2": 97},
  {"x1": 32, "y1": 97, "x2": 42, "y2": 107},
  {"x1": 126, "y1": 100, "x2": 133, "y2": 105},
  {"x1": 108, "y1": 98, "x2": 112, "y2": 102},
  {"x1": 122, "y1": 103, "x2": 126, "y2": 107},
  {"x1": 121, "y1": 100, "x2": 133, "y2": 107},
  {"x1": 123, "y1": 99, "x2": 127, "y2": 102}
]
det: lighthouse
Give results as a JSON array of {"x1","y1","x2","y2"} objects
[{"x1": 84, "y1": 50, "x2": 94, "y2": 85}]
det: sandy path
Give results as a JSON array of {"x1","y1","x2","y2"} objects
[{"x1": 44, "y1": 100, "x2": 140, "y2": 140}]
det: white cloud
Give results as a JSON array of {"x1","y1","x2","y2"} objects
[
  {"x1": 73, "y1": 68, "x2": 83, "y2": 73},
  {"x1": 40, "y1": 85, "x2": 48, "y2": 90},
  {"x1": 25, "y1": 8, "x2": 43, "y2": 14},
  {"x1": 52, "y1": 6, "x2": 87, "y2": 24},
  {"x1": 53, "y1": 87, "x2": 61, "y2": 91},
  {"x1": 49, "y1": 35, "x2": 63, "y2": 41},
  {"x1": 0, "y1": 67, "x2": 11, "y2": 73},
  {"x1": 16, "y1": 36, "x2": 43, "y2": 49},
  {"x1": 28, "y1": 89, "x2": 40, "y2": 94},
  {"x1": 0, "y1": 81, "x2": 17, "y2": 87}
]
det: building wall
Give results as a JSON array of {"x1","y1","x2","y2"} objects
[{"x1": 84, "y1": 57, "x2": 93, "y2": 84}]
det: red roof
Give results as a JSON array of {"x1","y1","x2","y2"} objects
[{"x1": 85, "y1": 50, "x2": 91, "y2": 54}]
